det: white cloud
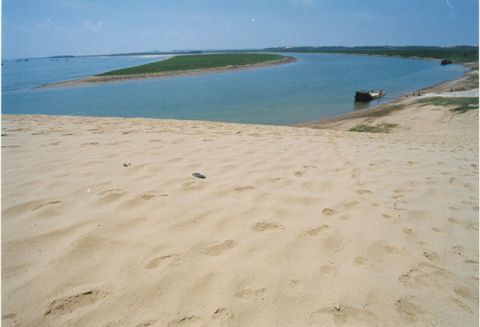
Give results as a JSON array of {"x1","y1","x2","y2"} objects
[{"x1": 82, "y1": 21, "x2": 104, "y2": 32}]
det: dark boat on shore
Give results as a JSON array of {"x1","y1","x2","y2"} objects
[{"x1": 354, "y1": 90, "x2": 385, "y2": 102}]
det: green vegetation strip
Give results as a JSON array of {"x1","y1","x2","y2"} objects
[
  {"x1": 464, "y1": 71, "x2": 479, "y2": 89},
  {"x1": 349, "y1": 123, "x2": 398, "y2": 133},
  {"x1": 97, "y1": 53, "x2": 289, "y2": 76},
  {"x1": 416, "y1": 97, "x2": 479, "y2": 113},
  {"x1": 263, "y1": 46, "x2": 478, "y2": 64}
]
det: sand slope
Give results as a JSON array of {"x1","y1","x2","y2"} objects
[{"x1": 2, "y1": 107, "x2": 478, "y2": 326}]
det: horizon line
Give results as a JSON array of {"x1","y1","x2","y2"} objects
[{"x1": 5, "y1": 44, "x2": 479, "y2": 61}]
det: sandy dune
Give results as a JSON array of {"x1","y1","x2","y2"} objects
[{"x1": 2, "y1": 103, "x2": 478, "y2": 326}]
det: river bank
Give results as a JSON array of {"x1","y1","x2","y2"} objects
[{"x1": 298, "y1": 61, "x2": 478, "y2": 128}]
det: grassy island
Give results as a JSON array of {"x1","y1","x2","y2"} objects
[
  {"x1": 42, "y1": 53, "x2": 295, "y2": 87},
  {"x1": 96, "y1": 53, "x2": 292, "y2": 76}
]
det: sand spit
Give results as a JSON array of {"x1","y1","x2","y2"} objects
[
  {"x1": 39, "y1": 57, "x2": 297, "y2": 88},
  {"x1": 2, "y1": 100, "x2": 478, "y2": 326}
]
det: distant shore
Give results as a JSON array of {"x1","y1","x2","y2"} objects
[{"x1": 39, "y1": 56, "x2": 297, "y2": 88}]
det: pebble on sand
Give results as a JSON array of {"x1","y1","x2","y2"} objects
[{"x1": 192, "y1": 172, "x2": 206, "y2": 179}]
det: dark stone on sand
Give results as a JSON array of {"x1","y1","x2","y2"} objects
[{"x1": 192, "y1": 172, "x2": 206, "y2": 179}]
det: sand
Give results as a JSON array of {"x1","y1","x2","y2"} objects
[
  {"x1": 423, "y1": 89, "x2": 479, "y2": 98},
  {"x1": 2, "y1": 94, "x2": 478, "y2": 326}
]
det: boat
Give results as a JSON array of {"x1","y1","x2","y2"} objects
[{"x1": 354, "y1": 90, "x2": 385, "y2": 102}]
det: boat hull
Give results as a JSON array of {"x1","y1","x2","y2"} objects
[{"x1": 354, "y1": 90, "x2": 385, "y2": 102}]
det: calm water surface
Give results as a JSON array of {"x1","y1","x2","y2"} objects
[{"x1": 2, "y1": 53, "x2": 466, "y2": 125}]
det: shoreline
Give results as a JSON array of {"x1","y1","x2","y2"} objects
[
  {"x1": 38, "y1": 56, "x2": 297, "y2": 89},
  {"x1": 297, "y1": 61, "x2": 478, "y2": 127}
]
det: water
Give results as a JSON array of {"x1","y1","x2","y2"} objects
[{"x1": 2, "y1": 53, "x2": 466, "y2": 125}]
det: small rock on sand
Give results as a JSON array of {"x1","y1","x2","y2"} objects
[{"x1": 192, "y1": 172, "x2": 206, "y2": 179}]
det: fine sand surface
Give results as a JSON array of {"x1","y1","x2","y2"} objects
[
  {"x1": 39, "y1": 56, "x2": 297, "y2": 88},
  {"x1": 423, "y1": 89, "x2": 479, "y2": 98},
  {"x1": 2, "y1": 97, "x2": 478, "y2": 326}
]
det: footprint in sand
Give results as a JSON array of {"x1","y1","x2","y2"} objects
[
  {"x1": 140, "y1": 193, "x2": 157, "y2": 201},
  {"x1": 367, "y1": 241, "x2": 399, "y2": 263},
  {"x1": 306, "y1": 225, "x2": 329, "y2": 236},
  {"x1": 322, "y1": 208, "x2": 337, "y2": 217},
  {"x1": 99, "y1": 189, "x2": 125, "y2": 202},
  {"x1": 402, "y1": 228, "x2": 415, "y2": 237},
  {"x1": 202, "y1": 240, "x2": 236, "y2": 256},
  {"x1": 167, "y1": 315, "x2": 201, "y2": 327},
  {"x1": 145, "y1": 254, "x2": 183, "y2": 269},
  {"x1": 44, "y1": 288, "x2": 106, "y2": 317},
  {"x1": 31, "y1": 200, "x2": 62, "y2": 211},
  {"x1": 125, "y1": 193, "x2": 167, "y2": 207},
  {"x1": 454, "y1": 286, "x2": 478, "y2": 301},
  {"x1": 395, "y1": 297, "x2": 424, "y2": 323},
  {"x1": 451, "y1": 245, "x2": 464, "y2": 256},
  {"x1": 319, "y1": 264, "x2": 337, "y2": 274},
  {"x1": 309, "y1": 305, "x2": 377, "y2": 325},
  {"x1": 2, "y1": 313, "x2": 16, "y2": 319},
  {"x1": 465, "y1": 221, "x2": 479, "y2": 231},
  {"x1": 289, "y1": 279, "x2": 301, "y2": 287},
  {"x1": 234, "y1": 186, "x2": 256, "y2": 192},
  {"x1": 354, "y1": 256, "x2": 368, "y2": 266},
  {"x1": 270, "y1": 177, "x2": 288, "y2": 183},
  {"x1": 181, "y1": 180, "x2": 205, "y2": 191},
  {"x1": 135, "y1": 319, "x2": 157, "y2": 327},
  {"x1": 234, "y1": 288, "x2": 267, "y2": 301},
  {"x1": 344, "y1": 200, "x2": 359, "y2": 209},
  {"x1": 212, "y1": 308, "x2": 233, "y2": 321},
  {"x1": 356, "y1": 189, "x2": 372, "y2": 195},
  {"x1": 448, "y1": 217, "x2": 460, "y2": 224},
  {"x1": 294, "y1": 171, "x2": 305, "y2": 177},
  {"x1": 323, "y1": 231, "x2": 345, "y2": 253},
  {"x1": 251, "y1": 221, "x2": 283, "y2": 232},
  {"x1": 423, "y1": 251, "x2": 440, "y2": 261},
  {"x1": 431, "y1": 227, "x2": 445, "y2": 233},
  {"x1": 398, "y1": 261, "x2": 453, "y2": 290},
  {"x1": 451, "y1": 298, "x2": 474, "y2": 314}
]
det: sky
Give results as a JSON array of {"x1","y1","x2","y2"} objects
[{"x1": 2, "y1": 0, "x2": 479, "y2": 59}]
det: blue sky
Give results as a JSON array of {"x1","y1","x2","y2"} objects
[{"x1": 3, "y1": 0, "x2": 478, "y2": 58}]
